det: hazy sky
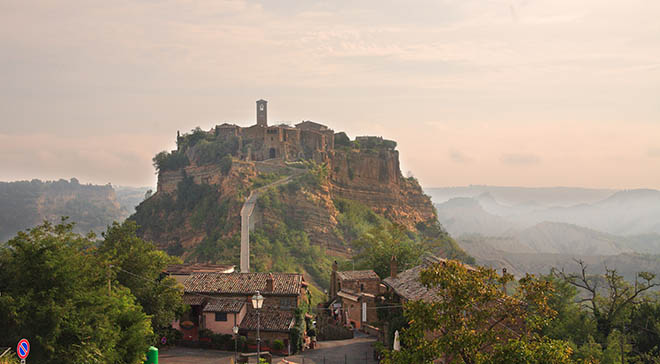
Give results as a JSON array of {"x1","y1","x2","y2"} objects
[{"x1": 1, "y1": 0, "x2": 659, "y2": 189}]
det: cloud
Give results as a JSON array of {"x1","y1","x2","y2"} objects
[
  {"x1": 449, "y1": 149, "x2": 473, "y2": 164},
  {"x1": 500, "y1": 153, "x2": 541, "y2": 166}
]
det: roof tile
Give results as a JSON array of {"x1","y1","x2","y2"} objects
[
  {"x1": 184, "y1": 272, "x2": 303, "y2": 296},
  {"x1": 239, "y1": 309, "x2": 295, "y2": 332}
]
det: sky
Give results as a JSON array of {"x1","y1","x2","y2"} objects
[{"x1": 1, "y1": 0, "x2": 659, "y2": 189}]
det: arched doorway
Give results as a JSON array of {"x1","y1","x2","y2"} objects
[{"x1": 269, "y1": 148, "x2": 276, "y2": 159}]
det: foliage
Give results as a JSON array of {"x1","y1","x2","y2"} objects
[
  {"x1": 552, "y1": 261, "x2": 660, "y2": 363},
  {"x1": 252, "y1": 173, "x2": 282, "y2": 189},
  {"x1": 0, "y1": 352, "x2": 20, "y2": 364},
  {"x1": 300, "y1": 161, "x2": 329, "y2": 188},
  {"x1": 541, "y1": 273, "x2": 596, "y2": 347},
  {"x1": 250, "y1": 226, "x2": 332, "y2": 288},
  {"x1": 289, "y1": 308, "x2": 306, "y2": 354},
  {"x1": 555, "y1": 260, "x2": 659, "y2": 341},
  {"x1": 381, "y1": 260, "x2": 571, "y2": 364},
  {"x1": 0, "y1": 220, "x2": 153, "y2": 364},
  {"x1": 194, "y1": 137, "x2": 239, "y2": 166},
  {"x1": 219, "y1": 155, "x2": 233, "y2": 175},
  {"x1": 334, "y1": 197, "x2": 388, "y2": 243},
  {"x1": 351, "y1": 224, "x2": 421, "y2": 279},
  {"x1": 97, "y1": 221, "x2": 185, "y2": 331},
  {"x1": 152, "y1": 151, "x2": 189, "y2": 172},
  {"x1": 485, "y1": 338, "x2": 575, "y2": 364},
  {"x1": 628, "y1": 298, "x2": 660, "y2": 360},
  {"x1": 272, "y1": 339, "x2": 285, "y2": 351}
]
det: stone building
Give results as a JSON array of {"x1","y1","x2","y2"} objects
[
  {"x1": 207, "y1": 100, "x2": 335, "y2": 163},
  {"x1": 328, "y1": 261, "x2": 382, "y2": 329}
]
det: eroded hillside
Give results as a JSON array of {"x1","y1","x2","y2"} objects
[{"x1": 131, "y1": 127, "x2": 469, "y2": 286}]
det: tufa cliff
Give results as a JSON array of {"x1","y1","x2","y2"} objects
[
  {"x1": 0, "y1": 178, "x2": 128, "y2": 242},
  {"x1": 131, "y1": 100, "x2": 468, "y2": 284}
]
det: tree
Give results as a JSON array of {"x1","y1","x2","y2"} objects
[
  {"x1": 382, "y1": 260, "x2": 574, "y2": 364},
  {"x1": 555, "y1": 260, "x2": 659, "y2": 342},
  {"x1": 97, "y1": 221, "x2": 185, "y2": 331},
  {"x1": 0, "y1": 220, "x2": 152, "y2": 364},
  {"x1": 351, "y1": 224, "x2": 420, "y2": 279},
  {"x1": 542, "y1": 273, "x2": 597, "y2": 347}
]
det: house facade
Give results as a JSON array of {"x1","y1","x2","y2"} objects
[
  {"x1": 329, "y1": 262, "x2": 382, "y2": 329},
  {"x1": 178, "y1": 272, "x2": 307, "y2": 355}
]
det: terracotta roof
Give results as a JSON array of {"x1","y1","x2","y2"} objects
[
  {"x1": 239, "y1": 309, "x2": 296, "y2": 332},
  {"x1": 203, "y1": 298, "x2": 245, "y2": 313},
  {"x1": 166, "y1": 263, "x2": 235, "y2": 275},
  {"x1": 336, "y1": 270, "x2": 380, "y2": 281},
  {"x1": 183, "y1": 294, "x2": 206, "y2": 306},
  {"x1": 184, "y1": 272, "x2": 304, "y2": 296},
  {"x1": 383, "y1": 256, "x2": 476, "y2": 302}
]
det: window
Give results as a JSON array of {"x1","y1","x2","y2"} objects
[
  {"x1": 215, "y1": 312, "x2": 228, "y2": 322},
  {"x1": 360, "y1": 284, "x2": 364, "y2": 292}
]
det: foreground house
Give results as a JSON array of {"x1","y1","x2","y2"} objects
[
  {"x1": 177, "y1": 271, "x2": 307, "y2": 354},
  {"x1": 329, "y1": 262, "x2": 382, "y2": 329}
]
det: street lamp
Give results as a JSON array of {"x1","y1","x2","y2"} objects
[
  {"x1": 232, "y1": 325, "x2": 239, "y2": 362},
  {"x1": 251, "y1": 290, "x2": 264, "y2": 362}
]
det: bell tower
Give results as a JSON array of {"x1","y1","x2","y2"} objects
[{"x1": 256, "y1": 99, "x2": 267, "y2": 126}]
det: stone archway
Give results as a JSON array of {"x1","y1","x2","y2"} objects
[{"x1": 269, "y1": 148, "x2": 276, "y2": 159}]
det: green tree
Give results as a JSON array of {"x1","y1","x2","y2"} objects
[
  {"x1": 382, "y1": 260, "x2": 573, "y2": 364},
  {"x1": 97, "y1": 221, "x2": 185, "y2": 331},
  {"x1": 555, "y1": 260, "x2": 659, "y2": 342},
  {"x1": 351, "y1": 224, "x2": 421, "y2": 278},
  {"x1": 542, "y1": 273, "x2": 597, "y2": 347},
  {"x1": 0, "y1": 220, "x2": 152, "y2": 364}
]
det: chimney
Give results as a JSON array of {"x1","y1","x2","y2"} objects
[
  {"x1": 266, "y1": 273, "x2": 274, "y2": 292},
  {"x1": 390, "y1": 256, "x2": 398, "y2": 278}
]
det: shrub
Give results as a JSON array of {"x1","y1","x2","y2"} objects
[
  {"x1": 199, "y1": 329, "x2": 214, "y2": 339},
  {"x1": 220, "y1": 155, "x2": 233, "y2": 175},
  {"x1": 272, "y1": 339, "x2": 285, "y2": 351},
  {"x1": 153, "y1": 151, "x2": 189, "y2": 172}
]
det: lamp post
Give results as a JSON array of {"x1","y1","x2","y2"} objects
[
  {"x1": 232, "y1": 325, "x2": 239, "y2": 363},
  {"x1": 251, "y1": 290, "x2": 264, "y2": 363}
]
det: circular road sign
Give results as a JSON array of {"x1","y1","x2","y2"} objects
[{"x1": 17, "y1": 339, "x2": 29, "y2": 359}]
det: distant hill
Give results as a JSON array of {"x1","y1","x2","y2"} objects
[
  {"x1": 430, "y1": 186, "x2": 660, "y2": 280},
  {"x1": 426, "y1": 186, "x2": 615, "y2": 206},
  {"x1": 435, "y1": 197, "x2": 517, "y2": 236},
  {"x1": 0, "y1": 179, "x2": 150, "y2": 242},
  {"x1": 431, "y1": 187, "x2": 660, "y2": 237},
  {"x1": 459, "y1": 235, "x2": 660, "y2": 281}
]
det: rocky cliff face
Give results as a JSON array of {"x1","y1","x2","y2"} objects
[
  {"x1": 329, "y1": 149, "x2": 435, "y2": 229},
  {"x1": 133, "y1": 138, "x2": 441, "y2": 260},
  {"x1": 0, "y1": 179, "x2": 125, "y2": 242}
]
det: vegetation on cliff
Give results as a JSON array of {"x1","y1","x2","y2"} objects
[{"x1": 133, "y1": 127, "x2": 473, "y2": 294}]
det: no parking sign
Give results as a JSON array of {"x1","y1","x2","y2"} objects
[{"x1": 17, "y1": 339, "x2": 29, "y2": 363}]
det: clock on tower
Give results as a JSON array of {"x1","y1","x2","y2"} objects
[{"x1": 256, "y1": 99, "x2": 267, "y2": 126}]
